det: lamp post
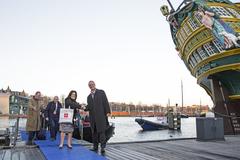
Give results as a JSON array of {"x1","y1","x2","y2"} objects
[{"x1": 181, "y1": 80, "x2": 184, "y2": 112}]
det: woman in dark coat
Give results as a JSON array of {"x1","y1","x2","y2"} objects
[{"x1": 59, "y1": 90, "x2": 81, "y2": 149}]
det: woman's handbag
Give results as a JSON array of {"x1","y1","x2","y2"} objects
[{"x1": 59, "y1": 106, "x2": 74, "y2": 124}]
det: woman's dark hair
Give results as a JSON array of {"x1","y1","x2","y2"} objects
[{"x1": 67, "y1": 90, "x2": 77, "y2": 100}]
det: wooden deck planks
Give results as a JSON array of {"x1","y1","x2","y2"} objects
[
  {"x1": 102, "y1": 136, "x2": 240, "y2": 160},
  {"x1": 0, "y1": 147, "x2": 45, "y2": 160}
]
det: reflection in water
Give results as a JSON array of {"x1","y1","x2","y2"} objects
[
  {"x1": 0, "y1": 117, "x2": 10, "y2": 129},
  {"x1": 0, "y1": 117, "x2": 26, "y2": 130}
]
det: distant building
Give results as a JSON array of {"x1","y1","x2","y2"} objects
[
  {"x1": 0, "y1": 86, "x2": 29, "y2": 114},
  {"x1": 109, "y1": 102, "x2": 210, "y2": 117},
  {"x1": 0, "y1": 86, "x2": 28, "y2": 97},
  {"x1": 0, "y1": 93, "x2": 10, "y2": 114}
]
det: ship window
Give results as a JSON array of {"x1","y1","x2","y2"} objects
[
  {"x1": 180, "y1": 28, "x2": 187, "y2": 41},
  {"x1": 194, "y1": 12, "x2": 202, "y2": 25},
  {"x1": 198, "y1": 32, "x2": 205, "y2": 40},
  {"x1": 226, "y1": 22, "x2": 240, "y2": 31},
  {"x1": 197, "y1": 47, "x2": 209, "y2": 60},
  {"x1": 188, "y1": 59, "x2": 194, "y2": 68},
  {"x1": 232, "y1": 22, "x2": 240, "y2": 30},
  {"x1": 193, "y1": 52, "x2": 202, "y2": 63},
  {"x1": 183, "y1": 23, "x2": 191, "y2": 36},
  {"x1": 202, "y1": 30, "x2": 210, "y2": 38},
  {"x1": 210, "y1": 6, "x2": 233, "y2": 18},
  {"x1": 226, "y1": 8, "x2": 240, "y2": 18},
  {"x1": 177, "y1": 33, "x2": 184, "y2": 46},
  {"x1": 188, "y1": 18, "x2": 199, "y2": 30},
  {"x1": 203, "y1": 43, "x2": 215, "y2": 56},
  {"x1": 212, "y1": 39, "x2": 224, "y2": 52},
  {"x1": 185, "y1": 44, "x2": 191, "y2": 55},
  {"x1": 190, "y1": 56, "x2": 197, "y2": 67},
  {"x1": 177, "y1": 38, "x2": 183, "y2": 47}
]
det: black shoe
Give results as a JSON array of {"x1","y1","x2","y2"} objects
[
  {"x1": 101, "y1": 148, "x2": 105, "y2": 154},
  {"x1": 26, "y1": 141, "x2": 34, "y2": 145},
  {"x1": 67, "y1": 145, "x2": 72, "y2": 149},
  {"x1": 90, "y1": 147, "x2": 98, "y2": 152}
]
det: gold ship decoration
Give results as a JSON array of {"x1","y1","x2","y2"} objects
[
  {"x1": 161, "y1": 0, "x2": 240, "y2": 135},
  {"x1": 161, "y1": 0, "x2": 240, "y2": 99}
]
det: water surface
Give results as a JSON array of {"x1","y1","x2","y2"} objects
[{"x1": 0, "y1": 116, "x2": 196, "y2": 143}]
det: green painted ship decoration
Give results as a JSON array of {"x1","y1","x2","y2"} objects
[{"x1": 161, "y1": 0, "x2": 240, "y2": 134}]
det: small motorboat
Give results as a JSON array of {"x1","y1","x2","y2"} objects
[
  {"x1": 181, "y1": 114, "x2": 189, "y2": 118},
  {"x1": 135, "y1": 118, "x2": 168, "y2": 131}
]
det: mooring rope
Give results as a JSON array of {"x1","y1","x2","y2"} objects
[{"x1": 214, "y1": 111, "x2": 240, "y2": 119}]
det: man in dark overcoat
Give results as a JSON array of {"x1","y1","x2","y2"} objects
[{"x1": 85, "y1": 80, "x2": 111, "y2": 153}]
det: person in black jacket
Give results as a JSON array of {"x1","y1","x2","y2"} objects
[
  {"x1": 45, "y1": 96, "x2": 62, "y2": 141},
  {"x1": 59, "y1": 90, "x2": 81, "y2": 149},
  {"x1": 85, "y1": 81, "x2": 111, "y2": 154}
]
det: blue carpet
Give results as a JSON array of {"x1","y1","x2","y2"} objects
[
  {"x1": 20, "y1": 130, "x2": 29, "y2": 141},
  {"x1": 21, "y1": 131, "x2": 107, "y2": 160}
]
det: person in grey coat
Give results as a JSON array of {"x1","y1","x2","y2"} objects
[{"x1": 85, "y1": 80, "x2": 111, "y2": 154}]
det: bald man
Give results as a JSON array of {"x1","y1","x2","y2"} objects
[
  {"x1": 45, "y1": 96, "x2": 63, "y2": 140},
  {"x1": 85, "y1": 81, "x2": 111, "y2": 154}
]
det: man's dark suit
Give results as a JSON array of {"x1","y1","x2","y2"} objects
[{"x1": 86, "y1": 89, "x2": 110, "y2": 149}]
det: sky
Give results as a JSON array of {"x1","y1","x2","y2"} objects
[{"x1": 0, "y1": 0, "x2": 238, "y2": 107}]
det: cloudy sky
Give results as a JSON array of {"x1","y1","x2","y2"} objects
[{"x1": 0, "y1": 0, "x2": 238, "y2": 106}]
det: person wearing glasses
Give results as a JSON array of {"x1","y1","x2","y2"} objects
[
  {"x1": 59, "y1": 90, "x2": 81, "y2": 149},
  {"x1": 45, "y1": 96, "x2": 62, "y2": 141},
  {"x1": 84, "y1": 81, "x2": 111, "y2": 154}
]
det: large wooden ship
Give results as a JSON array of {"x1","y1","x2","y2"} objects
[{"x1": 160, "y1": 0, "x2": 240, "y2": 134}]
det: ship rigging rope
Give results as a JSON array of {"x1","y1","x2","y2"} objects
[{"x1": 214, "y1": 111, "x2": 240, "y2": 119}]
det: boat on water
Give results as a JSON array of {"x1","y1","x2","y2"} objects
[
  {"x1": 160, "y1": 0, "x2": 240, "y2": 135},
  {"x1": 135, "y1": 118, "x2": 169, "y2": 131},
  {"x1": 181, "y1": 114, "x2": 189, "y2": 118}
]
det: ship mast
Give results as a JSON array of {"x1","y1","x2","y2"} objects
[{"x1": 166, "y1": 0, "x2": 175, "y2": 12}]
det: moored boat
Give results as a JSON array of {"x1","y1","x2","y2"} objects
[
  {"x1": 135, "y1": 118, "x2": 169, "y2": 131},
  {"x1": 181, "y1": 114, "x2": 189, "y2": 118}
]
